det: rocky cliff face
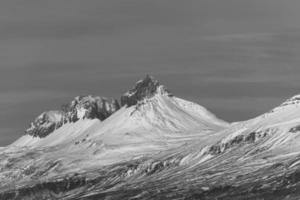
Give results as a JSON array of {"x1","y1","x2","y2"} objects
[
  {"x1": 25, "y1": 111, "x2": 65, "y2": 138},
  {"x1": 62, "y1": 95, "x2": 120, "y2": 122},
  {"x1": 26, "y1": 96, "x2": 120, "y2": 138},
  {"x1": 120, "y1": 75, "x2": 172, "y2": 107}
]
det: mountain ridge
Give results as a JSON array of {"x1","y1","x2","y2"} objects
[
  {"x1": 25, "y1": 96, "x2": 120, "y2": 138},
  {"x1": 1, "y1": 76, "x2": 300, "y2": 199},
  {"x1": 24, "y1": 75, "x2": 226, "y2": 139}
]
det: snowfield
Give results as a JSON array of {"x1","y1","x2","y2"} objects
[{"x1": 1, "y1": 76, "x2": 300, "y2": 199}]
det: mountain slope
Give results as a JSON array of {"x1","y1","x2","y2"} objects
[
  {"x1": 53, "y1": 94, "x2": 300, "y2": 200},
  {"x1": 207, "y1": 94, "x2": 300, "y2": 156},
  {"x1": 98, "y1": 94, "x2": 300, "y2": 200},
  {"x1": 11, "y1": 76, "x2": 227, "y2": 149},
  {"x1": 3, "y1": 77, "x2": 300, "y2": 199},
  {"x1": 0, "y1": 76, "x2": 230, "y2": 199}
]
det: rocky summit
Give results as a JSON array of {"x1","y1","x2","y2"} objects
[
  {"x1": 62, "y1": 95, "x2": 120, "y2": 122},
  {"x1": 25, "y1": 111, "x2": 65, "y2": 138},
  {"x1": 26, "y1": 95, "x2": 120, "y2": 138},
  {"x1": 120, "y1": 75, "x2": 172, "y2": 107}
]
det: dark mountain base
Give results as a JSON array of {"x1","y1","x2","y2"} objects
[{"x1": 2, "y1": 156, "x2": 300, "y2": 200}]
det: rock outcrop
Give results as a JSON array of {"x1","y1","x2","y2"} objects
[
  {"x1": 26, "y1": 75, "x2": 171, "y2": 138},
  {"x1": 120, "y1": 75, "x2": 172, "y2": 107},
  {"x1": 26, "y1": 96, "x2": 120, "y2": 138},
  {"x1": 62, "y1": 95, "x2": 120, "y2": 122},
  {"x1": 25, "y1": 111, "x2": 64, "y2": 138}
]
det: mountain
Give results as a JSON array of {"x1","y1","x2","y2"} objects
[
  {"x1": 24, "y1": 95, "x2": 120, "y2": 138},
  {"x1": 12, "y1": 75, "x2": 227, "y2": 148},
  {"x1": 62, "y1": 93, "x2": 300, "y2": 200},
  {"x1": 207, "y1": 94, "x2": 300, "y2": 155},
  {"x1": 118, "y1": 94, "x2": 300, "y2": 200},
  {"x1": 1, "y1": 76, "x2": 300, "y2": 199}
]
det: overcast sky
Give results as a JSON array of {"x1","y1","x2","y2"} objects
[{"x1": 1, "y1": 0, "x2": 300, "y2": 146}]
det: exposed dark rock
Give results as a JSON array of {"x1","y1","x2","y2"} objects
[
  {"x1": 289, "y1": 125, "x2": 300, "y2": 133},
  {"x1": 120, "y1": 75, "x2": 172, "y2": 107},
  {"x1": 25, "y1": 111, "x2": 64, "y2": 138},
  {"x1": 245, "y1": 132, "x2": 257, "y2": 142},
  {"x1": 209, "y1": 145, "x2": 222, "y2": 155},
  {"x1": 62, "y1": 95, "x2": 120, "y2": 122},
  {"x1": 26, "y1": 96, "x2": 120, "y2": 138},
  {"x1": 208, "y1": 129, "x2": 274, "y2": 155},
  {"x1": 0, "y1": 175, "x2": 88, "y2": 200}
]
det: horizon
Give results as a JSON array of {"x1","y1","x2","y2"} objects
[{"x1": 1, "y1": 0, "x2": 300, "y2": 146}]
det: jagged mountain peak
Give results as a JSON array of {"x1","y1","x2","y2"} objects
[
  {"x1": 120, "y1": 75, "x2": 172, "y2": 107},
  {"x1": 25, "y1": 95, "x2": 120, "y2": 138},
  {"x1": 25, "y1": 111, "x2": 65, "y2": 138},
  {"x1": 64, "y1": 95, "x2": 120, "y2": 121}
]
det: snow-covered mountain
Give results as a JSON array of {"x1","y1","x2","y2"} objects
[
  {"x1": 1, "y1": 76, "x2": 300, "y2": 199},
  {"x1": 11, "y1": 75, "x2": 227, "y2": 148},
  {"x1": 24, "y1": 95, "x2": 120, "y2": 138}
]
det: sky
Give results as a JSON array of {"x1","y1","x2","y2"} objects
[{"x1": 1, "y1": 0, "x2": 300, "y2": 146}]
